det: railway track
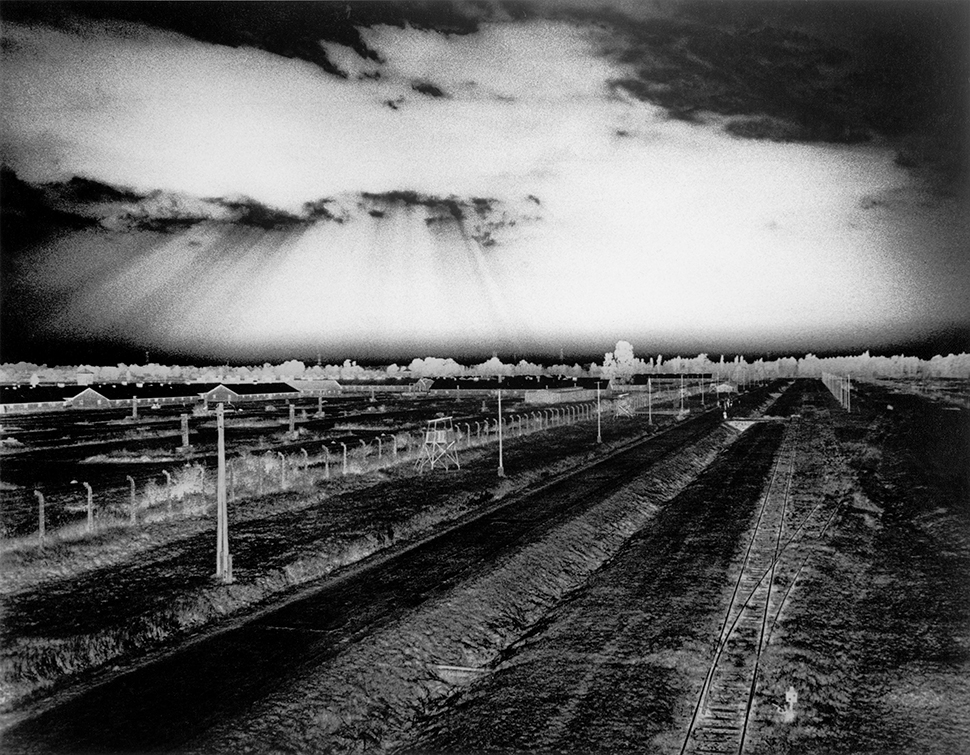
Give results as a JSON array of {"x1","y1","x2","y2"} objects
[{"x1": 679, "y1": 410, "x2": 844, "y2": 755}]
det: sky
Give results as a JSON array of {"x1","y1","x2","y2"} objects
[{"x1": 1, "y1": 0, "x2": 967, "y2": 365}]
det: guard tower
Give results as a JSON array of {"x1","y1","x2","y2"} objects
[{"x1": 416, "y1": 416, "x2": 461, "y2": 472}]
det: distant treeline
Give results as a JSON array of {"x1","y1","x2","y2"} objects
[{"x1": 3, "y1": 346, "x2": 969, "y2": 385}]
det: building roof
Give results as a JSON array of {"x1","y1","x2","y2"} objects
[
  {"x1": 628, "y1": 373, "x2": 713, "y2": 385},
  {"x1": 337, "y1": 377, "x2": 419, "y2": 386},
  {"x1": 431, "y1": 375, "x2": 599, "y2": 391},
  {"x1": 85, "y1": 383, "x2": 203, "y2": 400},
  {"x1": 203, "y1": 382, "x2": 300, "y2": 396},
  {"x1": 286, "y1": 379, "x2": 342, "y2": 391},
  {"x1": 0, "y1": 385, "x2": 74, "y2": 404},
  {"x1": 67, "y1": 387, "x2": 111, "y2": 401}
]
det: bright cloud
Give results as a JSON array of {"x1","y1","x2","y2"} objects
[
  {"x1": 1, "y1": 19, "x2": 620, "y2": 206},
  {"x1": 1, "y1": 15, "x2": 945, "y2": 358}
]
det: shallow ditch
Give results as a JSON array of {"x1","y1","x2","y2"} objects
[
  {"x1": 402, "y1": 422, "x2": 789, "y2": 754},
  {"x1": 186, "y1": 421, "x2": 763, "y2": 753}
]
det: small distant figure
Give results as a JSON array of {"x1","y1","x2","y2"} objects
[{"x1": 783, "y1": 685, "x2": 798, "y2": 723}]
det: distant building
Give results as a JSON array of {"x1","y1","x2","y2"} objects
[
  {"x1": 431, "y1": 375, "x2": 601, "y2": 395},
  {"x1": 523, "y1": 387, "x2": 599, "y2": 404},
  {"x1": 0, "y1": 385, "x2": 73, "y2": 413},
  {"x1": 67, "y1": 387, "x2": 112, "y2": 409},
  {"x1": 337, "y1": 377, "x2": 421, "y2": 394},
  {"x1": 286, "y1": 379, "x2": 342, "y2": 396},
  {"x1": 76, "y1": 369, "x2": 96, "y2": 386},
  {"x1": 201, "y1": 382, "x2": 301, "y2": 404}
]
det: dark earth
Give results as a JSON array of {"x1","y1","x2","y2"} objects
[{"x1": 1, "y1": 379, "x2": 967, "y2": 754}]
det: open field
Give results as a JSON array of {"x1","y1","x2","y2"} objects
[{"x1": 0, "y1": 378, "x2": 967, "y2": 754}]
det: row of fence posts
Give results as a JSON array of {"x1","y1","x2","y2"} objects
[
  {"x1": 821, "y1": 372, "x2": 852, "y2": 411},
  {"x1": 27, "y1": 393, "x2": 631, "y2": 547},
  {"x1": 27, "y1": 426, "x2": 423, "y2": 546},
  {"x1": 456, "y1": 401, "x2": 602, "y2": 449}
]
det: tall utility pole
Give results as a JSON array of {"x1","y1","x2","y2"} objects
[
  {"x1": 596, "y1": 381, "x2": 602, "y2": 444},
  {"x1": 215, "y1": 403, "x2": 232, "y2": 583},
  {"x1": 497, "y1": 384, "x2": 505, "y2": 477}
]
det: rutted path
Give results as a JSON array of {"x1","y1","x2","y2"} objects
[
  {"x1": 405, "y1": 422, "x2": 789, "y2": 754},
  {"x1": 404, "y1": 382, "x2": 842, "y2": 754},
  {"x1": 1, "y1": 386, "x2": 780, "y2": 753}
]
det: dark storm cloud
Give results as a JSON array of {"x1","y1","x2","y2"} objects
[
  {"x1": 411, "y1": 80, "x2": 449, "y2": 98},
  {"x1": 2, "y1": 166, "x2": 537, "y2": 246},
  {"x1": 0, "y1": 167, "x2": 96, "y2": 252},
  {"x1": 361, "y1": 189, "x2": 470, "y2": 215},
  {"x1": 600, "y1": 1, "x2": 967, "y2": 192},
  {"x1": 10, "y1": 0, "x2": 961, "y2": 192},
  {"x1": 360, "y1": 190, "x2": 538, "y2": 248},
  {"x1": 500, "y1": 0, "x2": 965, "y2": 193},
  {"x1": 0, "y1": 167, "x2": 335, "y2": 234},
  {"x1": 1, "y1": 0, "x2": 484, "y2": 77}
]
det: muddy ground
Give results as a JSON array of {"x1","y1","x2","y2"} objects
[
  {"x1": 402, "y1": 381, "x2": 969, "y2": 754},
  {"x1": 0, "y1": 384, "x2": 773, "y2": 721},
  {"x1": 3, "y1": 378, "x2": 965, "y2": 755}
]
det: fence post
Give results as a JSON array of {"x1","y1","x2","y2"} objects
[
  {"x1": 341, "y1": 442, "x2": 348, "y2": 475},
  {"x1": 596, "y1": 382, "x2": 603, "y2": 443},
  {"x1": 277, "y1": 451, "x2": 286, "y2": 490},
  {"x1": 181, "y1": 414, "x2": 190, "y2": 448},
  {"x1": 126, "y1": 475, "x2": 136, "y2": 524},
  {"x1": 648, "y1": 379, "x2": 653, "y2": 425},
  {"x1": 215, "y1": 402, "x2": 231, "y2": 583},
  {"x1": 34, "y1": 490, "x2": 45, "y2": 542},
  {"x1": 162, "y1": 470, "x2": 172, "y2": 511},
  {"x1": 497, "y1": 387, "x2": 505, "y2": 478}
]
